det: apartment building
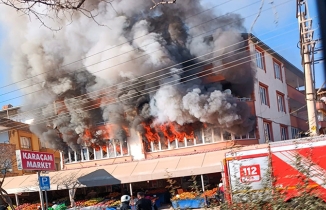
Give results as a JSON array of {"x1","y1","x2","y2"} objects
[
  {"x1": 0, "y1": 33, "x2": 315, "y2": 196},
  {"x1": 316, "y1": 88, "x2": 326, "y2": 133},
  {"x1": 0, "y1": 108, "x2": 61, "y2": 176},
  {"x1": 248, "y1": 34, "x2": 308, "y2": 143}
]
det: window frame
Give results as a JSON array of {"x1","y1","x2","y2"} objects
[
  {"x1": 19, "y1": 136, "x2": 32, "y2": 149},
  {"x1": 255, "y1": 46, "x2": 266, "y2": 71},
  {"x1": 273, "y1": 59, "x2": 283, "y2": 81},
  {"x1": 148, "y1": 128, "x2": 256, "y2": 153},
  {"x1": 40, "y1": 139, "x2": 47, "y2": 149},
  {"x1": 263, "y1": 120, "x2": 273, "y2": 142},
  {"x1": 259, "y1": 82, "x2": 270, "y2": 106},
  {"x1": 276, "y1": 91, "x2": 286, "y2": 113},
  {"x1": 291, "y1": 127, "x2": 301, "y2": 139},
  {"x1": 280, "y1": 125, "x2": 288, "y2": 140}
]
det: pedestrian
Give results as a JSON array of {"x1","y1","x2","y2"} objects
[
  {"x1": 52, "y1": 201, "x2": 58, "y2": 209},
  {"x1": 217, "y1": 183, "x2": 225, "y2": 203},
  {"x1": 130, "y1": 195, "x2": 138, "y2": 210},
  {"x1": 120, "y1": 195, "x2": 131, "y2": 210},
  {"x1": 135, "y1": 192, "x2": 152, "y2": 210}
]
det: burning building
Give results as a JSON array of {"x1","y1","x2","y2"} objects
[
  {"x1": 1, "y1": 1, "x2": 313, "y2": 200},
  {"x1": 0, "y1": 1, "x2": 257, "y2": 163}
]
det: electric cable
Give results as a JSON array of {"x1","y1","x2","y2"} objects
[
  {"x1": 0, "y1": 44, "x2": 295, "y2": 135},
  {"x1": 2, "y1": 20, "x2": 298, "y2": 123},
  {"x1": 3, "y1": 26, "x2": 298, "y2": 126},
  {"x1": 0, "y1": 0, "x2": 292, "y2": 101},
  {"x1": 0, "y1": 0, "x2": 239, "y2": 90}
]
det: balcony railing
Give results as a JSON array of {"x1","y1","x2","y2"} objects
[
  {"x1": 287, "y1": 84, "x2": 305, "y2": 105},
  {"x1": 290, "y1": 115, "x2": 308, "y2": 132},
  {"x1": 316, "y1": 101, "x2": 326, "y2": 112}
]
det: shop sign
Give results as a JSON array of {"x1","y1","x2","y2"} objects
[{"x1": 16, "y1": 150, "x2": 55, "y2": 171}]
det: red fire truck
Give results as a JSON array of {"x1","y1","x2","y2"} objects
[{"x1": 222, "y1": 136, "x2": 326, "y2": 204}]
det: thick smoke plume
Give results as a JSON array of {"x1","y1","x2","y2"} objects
[{"x1": 0, "y1": 0, "x2": 256, "y2": 153}]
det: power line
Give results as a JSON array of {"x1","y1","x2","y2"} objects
[
  {"x1": 0, "y1": 44, "x2": 295, "y2": 134},
  {"x1": 0, "y1": 0, "x2": 292, "y2": 100},
  {"x1": 0, "y1": 0, "x2": 238, "y2": 90},
  {"x1": 4, "y1": 26, "x2": 298, "y2": 126},
  {"x1": 1, "y1": 15, "x2": 298, "y2": 122},
  {"x1": 4, "y1": 26, "x2": 298, "y2": 125}
]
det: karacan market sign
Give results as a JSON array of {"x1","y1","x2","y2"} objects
[{"x1": 16, "y1": 150, "x2": 55, "y2": 171}]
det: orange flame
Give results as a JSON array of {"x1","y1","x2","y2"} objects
[
  {"x1": 142, "y1": 122, "x2": 160, "y2": 142},
  {"x1": 157, "y1": 122, "x2": 195, "y2": 142},
  {"x1": 142, "y1": 121, "x2": 196, "y2": 144}
]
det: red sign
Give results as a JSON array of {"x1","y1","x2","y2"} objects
[
  {"x1": 16, "y1": 150, "x2": 55, "y2": 171},
  {"x1": 240, "y1": 164, "x2": 261, "y2": 183}
]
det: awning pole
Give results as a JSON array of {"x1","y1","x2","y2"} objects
[
  {"x1": 129, "y1": 183, "x2": 133, "y2": 196},
  {"x1": 200, "y1": 175, "x2": 205, "y2": 192},
  {"x1": 15, "y1": 194, "x2": 19, "y2": 206}
]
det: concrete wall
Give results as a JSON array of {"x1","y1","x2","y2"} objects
[{"x1": 250, "y1": 41, "x2": 292, "y2": 143}]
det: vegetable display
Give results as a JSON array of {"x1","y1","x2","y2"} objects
[
  {"x1": 201, "y1": 188, "x2": 217, "y2": 197},
  {"x1": 171, "y1": 192, "x2": 197, "y2": 201}
]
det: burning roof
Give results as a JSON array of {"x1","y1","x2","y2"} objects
[{"x1": 1, "y1": 0, "x2": 256, "y2": 153}]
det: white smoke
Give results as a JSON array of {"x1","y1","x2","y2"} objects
[{"x1": 0, "y1": 0, "x2": 256, "y2": 151}]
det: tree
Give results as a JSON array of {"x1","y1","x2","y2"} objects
[
  {"x1": 51, "y1": 171, "x2": 82, "y2": 207},
  {"x1": 0, "y1": 0, "x2": 177, "y2": 29},
  {"x1": 0, "y1": 143, "x2": 16, "y2": 210}
]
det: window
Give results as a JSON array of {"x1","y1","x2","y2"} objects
[
  {"x1": 276, "y1": 92, "x2": 286, "y2": 112},
  {"x1": 20, "y1": 137, "x2": 31, "y2": 149},
  {"x1": 255, "y1": 48, "x2": 265, "y2": 69},
  {"x1": 40, "y1": 140, "x2": 47, "y2": 148},
  {"x1": 65, "y1": 139, "x2": 130, "y2": 164},
  {"x1": 280, "y1": 126, "x2": 288, "y2": 140},
  {"x1": 263, "y1": 121, "x2": 273, "y2": 142},
  {"x1": 291, "y1": 127, "x2": 301, "y2": 139},
  {"x1": 145, "y1": 128, "x2": 256, "y2": 152},
  {"x1": 273, "y1": 60, "x2": 282, "y2": 81},
  {"x1": 259, "y1": 83, "x2": 269, "y2": 106}
]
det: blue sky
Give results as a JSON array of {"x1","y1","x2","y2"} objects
[{"x1": 0, "y1": 0, "x2": 324, "y2": 108}]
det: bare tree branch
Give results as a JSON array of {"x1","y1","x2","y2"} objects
[
  {"x1": 0, "y1": 143, "x2": 16, "y2": 209},
  {"x1": 150, "y1": 0, "x2": 176, "y2": 10},
  {"x1": 1, "y1": 0, "x2": 177, "y2": 30},
  {"x1": 51, "y1": 171, "x2": 83, "y2": 207}
]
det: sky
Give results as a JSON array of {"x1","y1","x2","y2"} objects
[{"x1": 0, "y1": 0, "x2": 324, "y2": 109}]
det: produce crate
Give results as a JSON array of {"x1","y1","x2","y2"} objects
[
  {"x1": 106, "y1": 208, "x2": 117, "y2": 210},
  {"x1": 171, "y1": 198, "x2": 205, "y2": 209}
]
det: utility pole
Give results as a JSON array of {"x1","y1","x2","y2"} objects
[{"x1": 296, "y1": 0, "x2": 319, "y2": 136}]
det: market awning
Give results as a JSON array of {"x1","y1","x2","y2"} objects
[{"x1": 2, "y1": 150, "x2": 222, "y2": 194}]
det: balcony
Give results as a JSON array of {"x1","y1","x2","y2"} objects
[
  {"x1": 316, "y1": 101, "x2": 326, "y2": 112},
  {"x1": 319, "y1": 121, "x2": 326, "y2": 128},
  {"x1": 287, "y1": 85, "x2": 305, "y2": 105},
  {"x1": 290, "y1": 115, "x2": 308, "y2": 132}
]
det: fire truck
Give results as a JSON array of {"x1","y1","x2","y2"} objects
[{"x1": 222, "y1": 136, "x2": 326, "y2": 204}]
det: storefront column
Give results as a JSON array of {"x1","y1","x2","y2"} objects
[
  {"x1": 200, "y1": 175, "x2": 205, "y2": 192},
  {"x1": 14, "y1": 194, "x2": 19, "y2": 206},
  {"x1": 129, "y1": 183, "x2": 133, "y2": 196}
]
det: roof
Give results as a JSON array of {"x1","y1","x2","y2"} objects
[{"x1": 0, "y1": 118, "x2": 29, "y2": 131}]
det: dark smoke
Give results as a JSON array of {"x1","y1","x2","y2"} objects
[{"x1": 1, "y1": 0, "x2": 256, "y2": 151}]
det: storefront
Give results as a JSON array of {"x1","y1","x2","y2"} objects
[{"x1": 3, "y1": 150, "x2": 224, "y2": 209}]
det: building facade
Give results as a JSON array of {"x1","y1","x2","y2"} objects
[
  {"x1": 1, "y1": 33, "x2": 319, "y2": 196},
  {"x1": 249, "y1": 35, "x2": 308, "y2": 144},
  {"x1": 0, "y1": 112, "x2": 61, "y2": 176}
]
